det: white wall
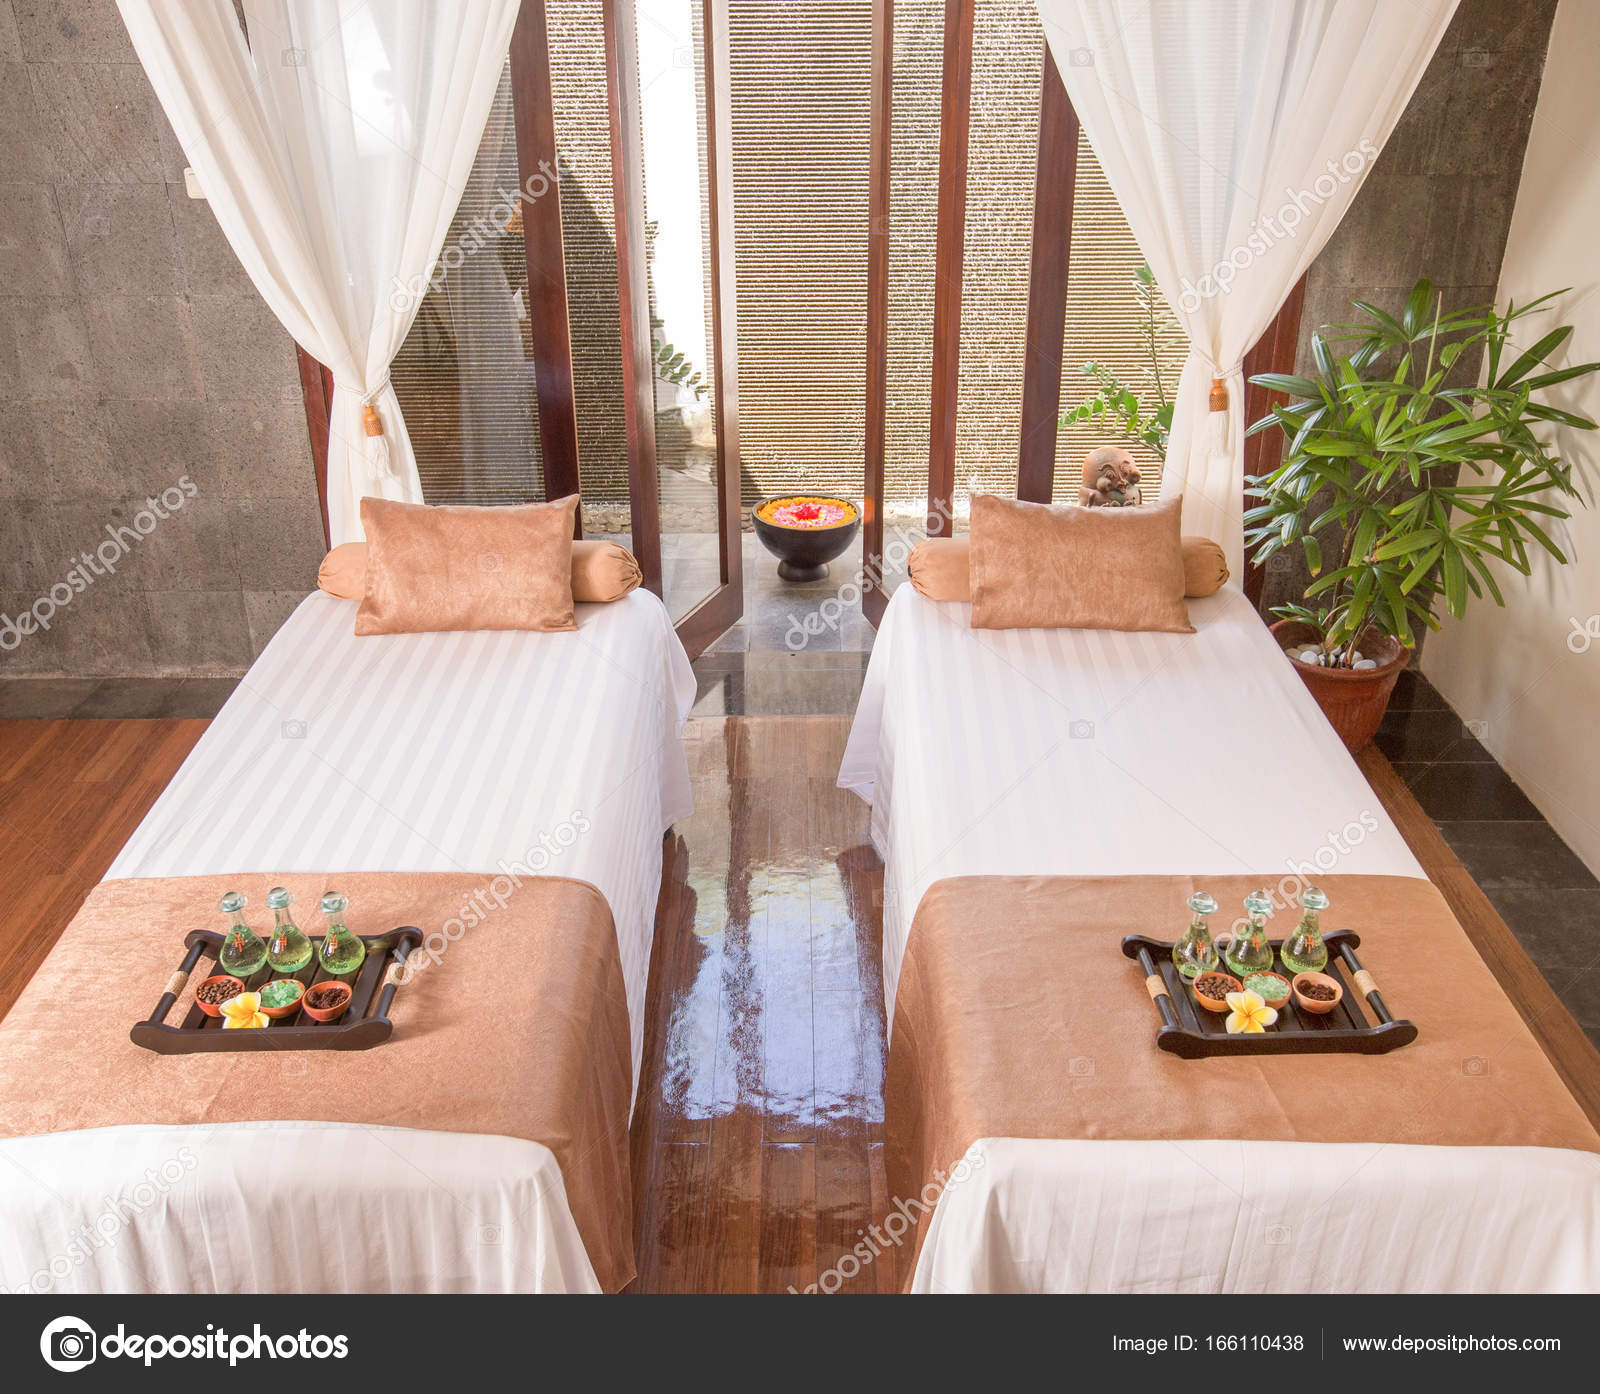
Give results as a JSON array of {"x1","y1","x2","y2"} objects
[{"x1": 1423, "y1": 0, "x2": 1600, "y2": 874}]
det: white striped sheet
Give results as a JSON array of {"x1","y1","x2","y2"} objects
[
  {"x1": 110, "y1": 588, "x2": 696, "y2": 1094},
  {"x1": 912, "y1": 1139, "x2": 1600, "y2": 1293},
  {"x1": 0, "y1": 1124, "x2": 599, "y2": 1294},
  {"x1": 839, "y1": 584, "x2": 1423, "y2": 1024}
]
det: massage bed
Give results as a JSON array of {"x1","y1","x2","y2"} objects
[
  {"x1": 839, "y1": 583, "x2": 1600, "y2": 1293},
  {"x1": 0, "y1": 587, "x2": 694, "y2": 1294}
]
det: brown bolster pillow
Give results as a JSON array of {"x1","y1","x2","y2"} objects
[
  {"x1": 355, "y1": 494, "x2": 580, "y2": 636},
  {"x1": 908, "y1": 530, "x2": 1228, "y2": 602},
  {"x1": 320, "y1": 534, "x2": 643, "y2": 605}
]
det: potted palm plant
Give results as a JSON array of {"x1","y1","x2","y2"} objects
[{"x1": 1246, "y1": 279, "x2": 1599, "y2": 751}]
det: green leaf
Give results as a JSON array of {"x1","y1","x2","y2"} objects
[
  {"x1": 1303, "y1": 535, "x2": 1323, "y2": 575},
  {"x1": 1372, "y1": 530, "x2": 1441, "y2": 561},
  {"x1": 1248, "y1": 372, "x2": 1320, "y2": 398},
  {"x1": 1401, "y1": 279, "x2": 1435, "y2": 338},
  {"x1": 1496, "y1": 326, "x2": 1573, "y2": 387}
]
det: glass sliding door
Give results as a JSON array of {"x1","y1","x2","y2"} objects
[{"x1": 605, "y1": 0, "x2": 743, "y2": 652}]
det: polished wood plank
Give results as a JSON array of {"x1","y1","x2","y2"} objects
[
  {"x1": 926, "y1": 0, "x2": 976, "y2": 538},
  {"x1": 1017, "y1": 45, "x2": 1080, "y2": 504},
  {"x1": 1241, "y1": 275, "x2": 1306, "y2": 604},
  {"x1": 630, "y1": 716, "x2": 887, "y2": 1292},
  {"x1": 295, "y1": 347, "x2": 334, "y2": 548},
  {"x1": 602, "y1": 0, "x2": 663, "y2": 597},
  {"x1": 861, "y1": 0, "x2": 892, "y2": 627},
  {"x1": 510, "y1": 0, "x2": 583, "y2": 510},
  {"x1": 0, "y1": 719, "x2": 204, "y2": 1024}
]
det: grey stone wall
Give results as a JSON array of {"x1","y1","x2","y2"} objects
[
  {"x1": 0, "y1": 0, "x2": 323, "y2": 677},
  {"x1": 1260, "y1": 0, "x2": 1558, "y2": 619}
]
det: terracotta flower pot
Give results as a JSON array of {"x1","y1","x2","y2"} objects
[{"x1": 1270, "y1": 619, "x2": 1411, "y2": 753}]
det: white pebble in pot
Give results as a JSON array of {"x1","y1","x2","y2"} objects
[{"x1": 1353, "y1": 658, "x2": 1376, "y2": 670}]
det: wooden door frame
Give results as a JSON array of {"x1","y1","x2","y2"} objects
[
  {"x1": 861, "y1": 0, "x2": 893, "y2": 628},
  {"x1": 602, "y1": 0, "x2": 743, "y2": 657}
]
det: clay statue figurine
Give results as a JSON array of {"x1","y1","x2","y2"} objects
[{"x1": 1080, "y1": 446, "x2": 1142, "y2": 507}]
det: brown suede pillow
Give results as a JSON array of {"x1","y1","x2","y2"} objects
[
  {"x1": 968, "y1": 494, "x2": 1194, "y2": 632},
  {"x1": 911, "y1": 530, "x2": 1226, "y2": 603},
  {"x1": 320, "y1": 536, "x2": 641, "y2": 604},
  {"x1": 354, "y1": 494, "x2": 579, "y2": 636}
]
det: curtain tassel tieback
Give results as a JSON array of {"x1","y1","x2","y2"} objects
[
  {"x1": 360, "y1": 381, "x2": 394, "y2": 486},
  {"x1": 1204, "y1": 375, "x2": 1231, "y2": 469}
]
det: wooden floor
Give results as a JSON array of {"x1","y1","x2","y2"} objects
[
  {"x1": 2, "y1": 713, "x2": 1598, "y2": 1294},
  {"x1": 629, "y1": 717, "x2": 891, "y2": 1293},
  {"x1": 0, "y1": 718, "x2": 205, "y2": 1023}
]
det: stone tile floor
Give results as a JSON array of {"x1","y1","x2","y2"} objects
[{"x1": 1376, "y1": 668, "x2": 1600, "y2": 1052}]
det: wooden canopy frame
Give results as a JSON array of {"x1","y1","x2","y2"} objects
[
  {"x1": 858, "y1": 0, "x2": 1304, "y2": 624},
  {"x1": 299, "y1": 3, "x2": 1300, "y2": 639},
  {"x1": 300, "y1": 0, "x2": 744, "y2": 659}
]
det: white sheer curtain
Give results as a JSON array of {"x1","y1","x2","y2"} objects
[
  {"x1": 118, "y1": 0, "x2": 521, "y2": 543},
  {"x1": 1035, "y1": 0, "x2": 1457, "y2": 579}
]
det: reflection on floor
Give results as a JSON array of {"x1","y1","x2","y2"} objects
[
  {"x1": 631, "y1": 716, "x2": 1600, "y2": 1293},
  {"x1": 1, "y1": 713, "x2": 1597, "y2": 1291},
  {"x1": 629, "y1": 716, "x2": 891, "y2": 1292}
]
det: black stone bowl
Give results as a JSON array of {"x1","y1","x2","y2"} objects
[{"x1": 751, "y1": 496, "x2": 861, "y2": 582}]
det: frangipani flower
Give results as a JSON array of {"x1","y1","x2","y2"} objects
[
  {"x1": 220, "y1": 991, "x2": 268, "y2": 1029},
  {"x1": 1224, "y1": 989, "x2": 1278, "y2": 1034}
]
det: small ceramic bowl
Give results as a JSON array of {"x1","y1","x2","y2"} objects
[
  {"x1": 1193, "y1": 971, "x2": 1242, "y2": 1014},
  {"x1": 1292, "y1": 971, "x2": 1344, "y2": 1015},
  {"x1": 194, "y1": 973, "x2": 246, "y2": 1018},
  {"x1": 258, "y1": 978, "x2": 305, "y2": 1019},
  {"x1": 1243, "y1": 971, "x2": 1292, "y2": 1012},
  {"x1": 302, "y1": 981, "x2": 352, "y2": 1023}
]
